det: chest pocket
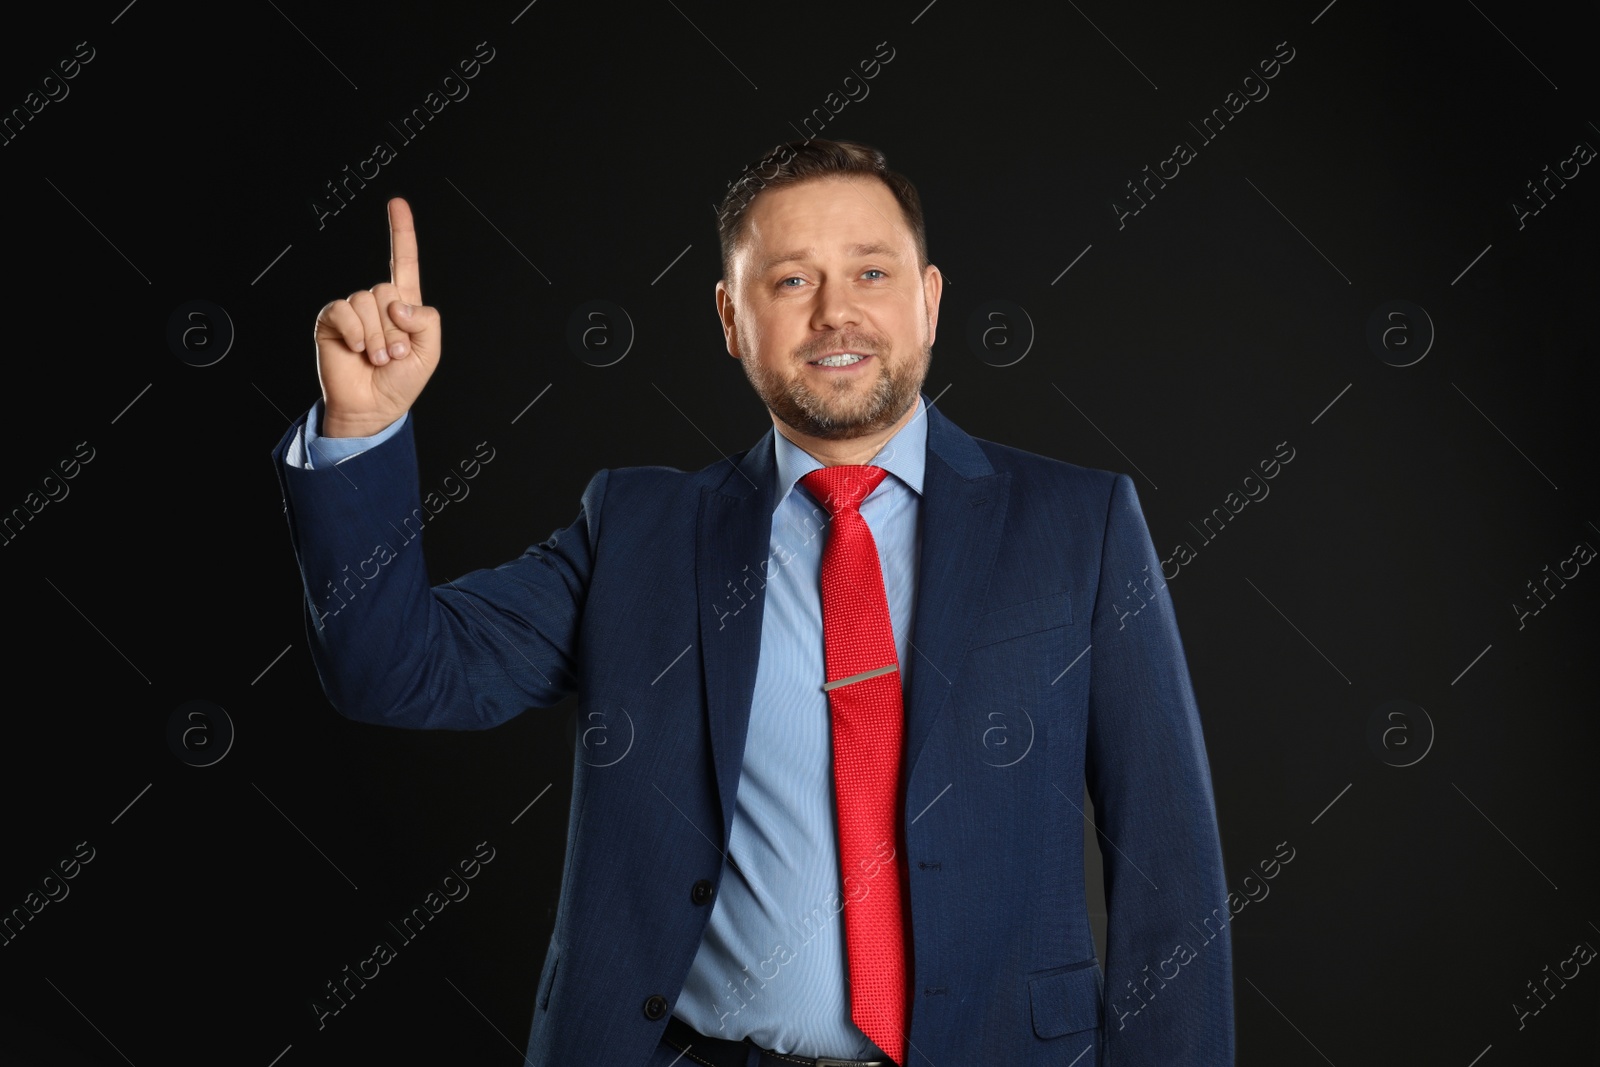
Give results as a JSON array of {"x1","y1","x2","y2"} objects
[{"x1": 968, "y1": 590, "x2": 1071, "y2": 651}]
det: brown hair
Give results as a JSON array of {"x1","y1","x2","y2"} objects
[{"x1": 716, "y1": 139, "x2": 928, "y2": 282}]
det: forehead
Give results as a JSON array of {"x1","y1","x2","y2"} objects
[{"x1": 737, "y1": 177, "x2": 913, "y2": 270}]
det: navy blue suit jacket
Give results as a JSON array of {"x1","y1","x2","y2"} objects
[{"x1": 271, "y1": 394, "x2": 1234, "y2": 1065}]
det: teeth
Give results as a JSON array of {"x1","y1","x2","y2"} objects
[{"x1": 814, "y1": 353, "x2": 866, "y2": 367}]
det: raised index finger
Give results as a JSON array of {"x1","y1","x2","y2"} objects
[{"x1": 388, "y1": 197, "x2": 422, "y2": 305}]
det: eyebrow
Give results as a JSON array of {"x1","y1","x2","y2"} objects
[{"x1": 758, "y1": 242, "x2": 902, "y2": 274}]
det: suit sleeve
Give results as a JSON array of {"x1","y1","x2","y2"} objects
[
  {"x1": 270, "y1": 410, "x2": 599, "y2": 730},
  {"x1": 1085, "y1": 473, "x2": 1235, "y2": 1064}
]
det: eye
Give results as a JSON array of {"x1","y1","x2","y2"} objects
[
  {"x1": 862, "y1": 269, "x2": 885, "y2": 279},
  {"x1": 779, "y1": 276, "x2": 805, "y2": 287}
]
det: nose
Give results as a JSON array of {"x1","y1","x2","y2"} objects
[{"x1": 809, "y1": 274, "x2": 862, "y2": 332}]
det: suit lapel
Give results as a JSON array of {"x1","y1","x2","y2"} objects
[
  {"x1": 903, "y1": 400, "x2": 1011, "y2": 777},
  {"x1": 696, "y1": 430, "x2": 777, "y2": 842}
]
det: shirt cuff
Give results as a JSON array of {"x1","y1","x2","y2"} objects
[{"x1": 286, "y1": 400, "x2": 409, "y2": 470}]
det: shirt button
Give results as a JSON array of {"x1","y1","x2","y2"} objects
[
  {"x1": 690, "y1": 879, "x2": 714, "y2": 906},
  {"x1": 643, "y1": 994, "x2": 668, "y2": 1020}
]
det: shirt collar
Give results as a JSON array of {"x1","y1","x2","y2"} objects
[{"x1": 771, "y1": 393, "x2": 928, "y2": 513}]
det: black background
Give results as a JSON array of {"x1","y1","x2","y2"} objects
[{"x1": 1, "y1": 1, "x2": 1595, "y2": 1064}]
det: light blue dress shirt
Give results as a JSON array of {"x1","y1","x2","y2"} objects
[
  {"x1": 673, "y1": 398, "x2": 924, "y2": 1060},
  {"x1": 285, "y1": 396, "x2": 928, "y2": 1059}
]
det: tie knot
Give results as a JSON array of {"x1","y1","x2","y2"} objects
[{"x1": 799, "y1": 465, "x2": 888, "y2": 517}]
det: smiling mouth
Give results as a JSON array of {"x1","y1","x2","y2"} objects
[{"x1": 809, "y1": 353, "x2": 871, "y2": 367}]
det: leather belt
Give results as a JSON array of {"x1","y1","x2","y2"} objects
[{"x1": 662, "y1": 1016, "x2": 890, "y2": 1067}]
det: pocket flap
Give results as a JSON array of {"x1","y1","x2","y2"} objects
[
  {"x1": 970, "y1": 590, "x2": 1072, "y2": 650},
  {"x1": 1028, "y1": 960, "x2": 1103, "y2": 1038}
]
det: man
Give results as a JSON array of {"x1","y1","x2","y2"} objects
[{"x1": 273, "y1": 139, "x2": 1234, "y2": 1065}]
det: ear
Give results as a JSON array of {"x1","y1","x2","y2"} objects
[
  {"x1": 921, "y1": 263, "x2": 944, "y2": 348},
  {"x1": 715, "y1": 279, "x2": 741, "y2": 358}
]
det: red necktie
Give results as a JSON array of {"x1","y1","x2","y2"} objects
[{"x1": 799, "y1": 464, "x2": 909, "y2": 1067}]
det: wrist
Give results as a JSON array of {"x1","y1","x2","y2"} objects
[{"x1": 321, "y1": 410, "x2": 401, "y2": 439}]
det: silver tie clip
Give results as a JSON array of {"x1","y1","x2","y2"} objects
[{"x1": 821, "y1": 663, "x2": 899, "y2": 692}]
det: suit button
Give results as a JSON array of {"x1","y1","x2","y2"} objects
[
  {"x1": 691, "y1": 879, "x2": 714, "y2": 906},
  {"x1": 643, "y1": 994, "x2": 668, "y2": 1020}
]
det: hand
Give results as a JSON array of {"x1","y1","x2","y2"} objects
[{"x1": 314, "y1": 197, "x2": 442, "y2": 438}]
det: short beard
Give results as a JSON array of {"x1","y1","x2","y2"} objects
[{"x1": 738, "y1": 333, "x2": 930, "y2": 441}]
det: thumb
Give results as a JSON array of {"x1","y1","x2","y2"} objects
[{"x1": 389, "y1": 301, "x2": 436, "y2": 334}]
